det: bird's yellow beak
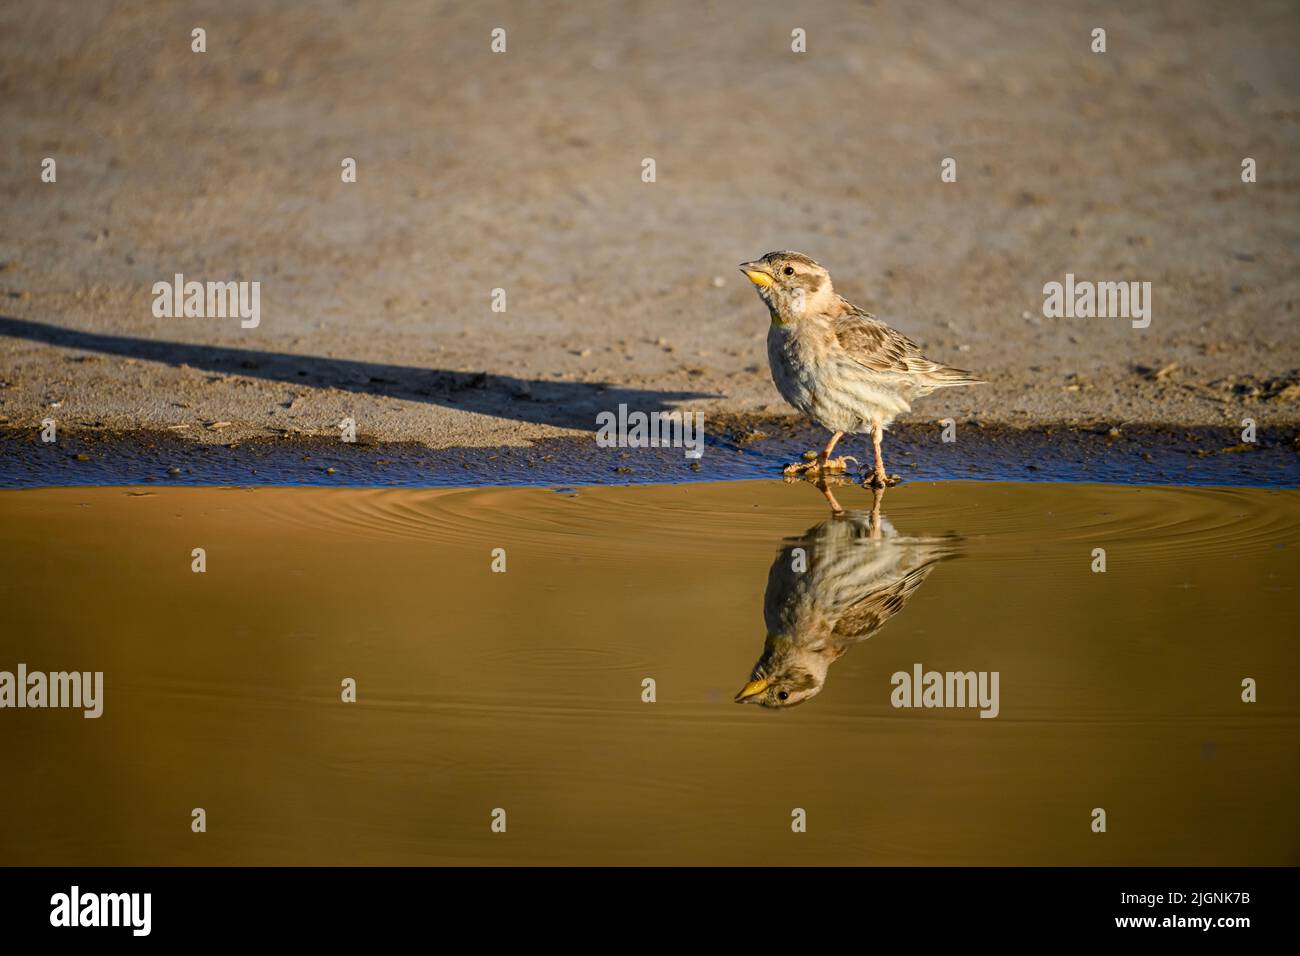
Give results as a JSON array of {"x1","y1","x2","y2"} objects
[
  {"x1": 734, "y1": 677, "x2": 770, "y2": 702},
  {"x1": 739, "y1": 262, "x2": 774, "y2": 288}
]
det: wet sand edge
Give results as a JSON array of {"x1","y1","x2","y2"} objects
[{"x1": 1, "y1": 418, "x2": 1297, "y2": 489}]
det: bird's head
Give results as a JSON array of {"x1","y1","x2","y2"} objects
[
  {"x1": 739, "y1": 251, "x2": 835, "y2": 325},
  {"x1": 734, "y1": 668, "x2": 822, "y2": 709},
  {"x1": 734, "y1": 638, "x2": 841, "y2": 709}
]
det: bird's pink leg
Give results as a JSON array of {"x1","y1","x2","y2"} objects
[
  {"x1": 816, "y1": 477, "x2": 845, "y2": 515},
  {"x1": 819, "y1": 431, "x2": 844, "y2": 467},
  {"x1": 867, "y1": 420, "x2": 899, "y2": 488},
  {"x1": 868, "y1": 484, "x2": 885, "y2": 537},
  {"x1": 783, "y1": 430, "x2": 855, "y2": 476}
]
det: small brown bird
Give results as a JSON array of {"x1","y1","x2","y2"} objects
[
  {"x1": 734, "y1": 498, "x2": 960, "y2": 709},
  {"x1": 740, "y1": 251, "x2": 983, "y2": 487}
]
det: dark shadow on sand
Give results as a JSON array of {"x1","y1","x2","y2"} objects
[{"x1": 0, "y1": 316, "x2": 715, "y2": 431}]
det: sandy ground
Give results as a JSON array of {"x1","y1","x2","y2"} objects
[{"x1": 1, "y1": 0, "x2": 1298, "y2": 450}]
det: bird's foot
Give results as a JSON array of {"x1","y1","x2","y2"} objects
[
  {"x1": 865, "y1": 470, "x2": 902, "y2": 489},
  {"x1": 782, "y1": 453, "x2": 858, "y2": 476},
  {"x1": 782, "y1": 451, "x2": 822, "y2": 476},
  {"x1": 783, "y1": 471, "x2": 854, "y2": 488}
]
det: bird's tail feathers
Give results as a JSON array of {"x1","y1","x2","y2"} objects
[{"x1": 927, "y1": 365, "x2": 985, "y2": 387}]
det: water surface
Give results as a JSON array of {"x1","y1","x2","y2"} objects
[{"x1": 0, "y1": 479, "x2": 1296, "y2": 865}]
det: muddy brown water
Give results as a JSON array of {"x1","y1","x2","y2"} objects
[{"x1": 0, "y1": 479, "x2": 1296, "y2": 865}]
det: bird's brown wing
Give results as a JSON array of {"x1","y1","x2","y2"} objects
[
  {"x1": 831, "y1": 302, "x2": 945, "y2": 376},
  {"x1": 829, "y1": 563, "x2": 937, "y2": 642}
]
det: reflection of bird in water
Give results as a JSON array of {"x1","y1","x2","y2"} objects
[{"x1": 735, "y1": 489, "x2": 959, "y2": 708}]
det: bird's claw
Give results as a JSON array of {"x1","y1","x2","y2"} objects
[
  {"x1": 865, "y1": 471, "x2": 903, "y2": 489},
  {"x1": 782, "y1": 451, "x2": 820, "y2": 476},
  {"x1": 782, "y1": 455, "x2": 858, "y2": 477}
]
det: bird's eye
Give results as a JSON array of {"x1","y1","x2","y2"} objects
[
  {"x1": 783, "y1": 266, "x2": 795, "y2": 276},
  {"x1": 778, "y1": 691, "x2": 789, "y2": 700}
]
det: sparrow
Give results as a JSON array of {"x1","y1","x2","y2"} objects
[
  {"x1": 734, "y1": 490, "x2": 959, "y2": 709},
  {"x1": 740, "y1": 251, "x2": 983, "y2": 487}
]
